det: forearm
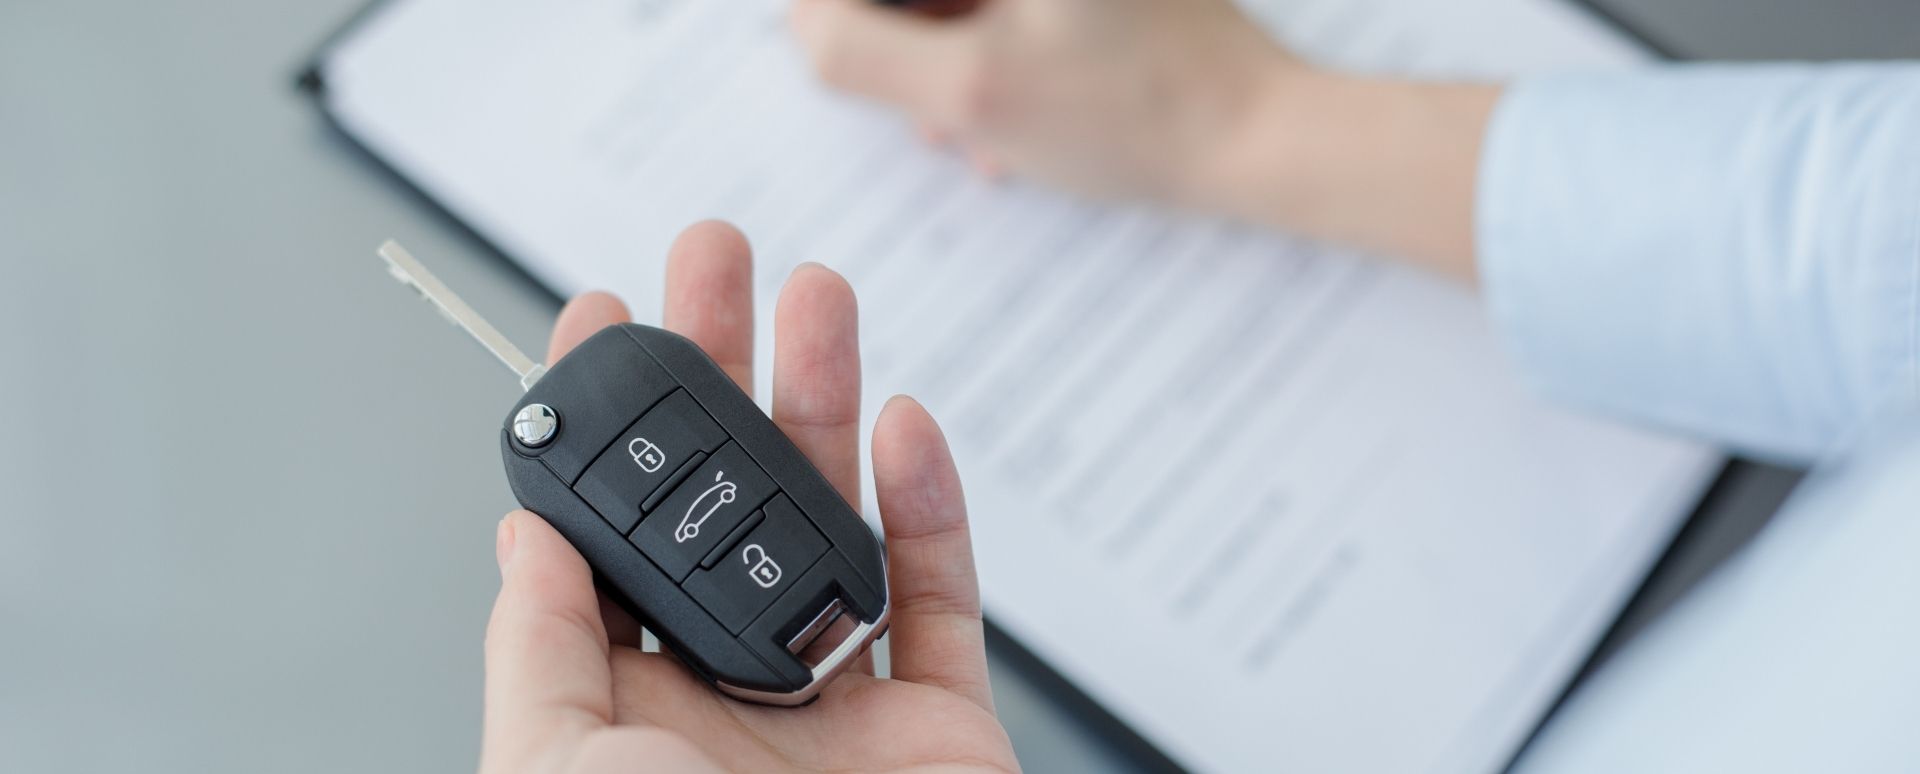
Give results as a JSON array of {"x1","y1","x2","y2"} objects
[{"x1": 1183, "y1": 67, "x2": 1502, "y2": 283}]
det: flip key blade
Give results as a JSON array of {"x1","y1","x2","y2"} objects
[{"x1": 377, "y1": 240, "x2": 547, "y2": 391}]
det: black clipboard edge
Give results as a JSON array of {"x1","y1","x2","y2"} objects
[
  {"x1": 1497, "y1": 461, "x2": 1767, "y2": 772},
  {"x1": 297, "y1": 1, "x2": 569, "y2": 308},
  {"x1": 297, "y1": 0, "x2": 385, "y2": 98},
  {"x1": 295, "y1": 4, "x2": 1697, "y2": 773},
  {"x1": 985, "y1": 619, "x2": 1190, "y2": 773},
  {"x1": 1561, "y1": 0, "x2": 1683, "y2": 61}
]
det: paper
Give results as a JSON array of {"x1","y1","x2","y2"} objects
[{"x1": 320, "y1": 0, "x2": 1716, "y2": 770}]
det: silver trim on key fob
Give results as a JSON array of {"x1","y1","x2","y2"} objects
[{"x1": 716, "y1": 604, "x2": 890, "y2": 706}]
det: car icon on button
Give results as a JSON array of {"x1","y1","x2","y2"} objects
[{"x1": 675, "y1": 471, "x2": 737, "y2": 543}]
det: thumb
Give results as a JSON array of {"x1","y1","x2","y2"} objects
[
  {"x1": 480, "y1": 511, "x2": 617, "y2": 773},
  {"x1": 791, "y1": 0, "x2": 978, "y2": 122}
]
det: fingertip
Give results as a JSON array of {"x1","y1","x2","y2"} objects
[
  {"x1": 488, "y1": 511, "x2": 606, "y2": 649},
  {"x1": 779, "y1": 261, "x2": 856, "y2": 313},
  {"x1": 501, "y1": 508, "x2": 540, "y2": 532},
  {"x1": 969, "y1": 151, "x2": 1005, "y2": 180},
  {"x1": 548, "y1": 292, "x2": 631, "y2": 365},
  {"x1": 495, "y1": 513, "x2": 518, "y2": 574},
  {"x1": 789, "y1": 0, "x2": 834, "y2": 42},
  {"x1": 497, "y1": 511, "x2": 572, "y2": 575},
  {"x1": 666, "y1": 221, "x2": 755, "y2": 298},
  {"x1": 509, "y1": 511, "x2": 601, "y2": 580},
  {"x1": 664, "y1": 220, "x2": 755, "y2": 295},
  {"x1": 872, "y1": 395, "x2": 966, "y2": 535},
  {"x1": 918, "y1": 122, "x2": 952, "y2": 147},
  {"x1": 775, "y1": 263, "x2": 859, "y2": 354},
  {"x1": 790, "y1": 0, "x2": 853, "y2": 87},
  {"x1": 790, "y1": 0, "x2": 876, "y2": 54},
  {"x1": 884, "y1": 393, "x2": 925, "y2": 412},
  {"x1": 561, "y1": 290, "x2": 629, "y2": 324},
  {"x1": 878, "y1": 393, "x2": 923, "y2": 427},
  {"x1": 875, "y1": 394, "x2": 947, "y2": 454},
  {"x1": 674, "y1": 219, "x2": 752, "y2": 260}
]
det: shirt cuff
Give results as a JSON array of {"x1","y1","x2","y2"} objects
[{"x1": 1476, "y1": 65, "x2": 1920, "y2": 463}]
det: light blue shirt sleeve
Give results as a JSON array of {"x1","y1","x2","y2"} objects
[{"x1": 1477, "y1": 64, "x2": 1920, "y2": 464}]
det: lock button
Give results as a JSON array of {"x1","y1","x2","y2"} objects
[
  {"x1": 684, "y1": 495, "x2": 830, "y2": 635},
  {"x1": 574, "y1": 390, "x2": 729, "y2": 534}
]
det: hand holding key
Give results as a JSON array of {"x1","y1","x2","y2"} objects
[{"x1": 478, "y1": 222, "x2": 1017, "y2": 773}]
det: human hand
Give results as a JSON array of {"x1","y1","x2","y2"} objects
[
  {"x1": 791, "y1": 0, "x2": 1293, "y2": 204},
  {"x1": 791, "y1": 0, "x2": 1498, "y2": 281},
  {"x1": 478, "y1": 221, "x2": 1018, "y2": 773}
]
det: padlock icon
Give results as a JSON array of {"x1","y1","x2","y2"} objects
[
  {"x1": 742, "y1": 544, "x2": 781, "y2": 588},
  {"x1": 628, "y1": 437, "x2": 665, "y2": 473}
]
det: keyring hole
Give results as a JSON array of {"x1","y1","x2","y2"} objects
[{"x1": 787, "y1": 598, "x2": 857, "y2": 667}]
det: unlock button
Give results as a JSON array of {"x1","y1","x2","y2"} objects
[{"x1": 685, "y1": 496, "x2": 829, "y2": 635}]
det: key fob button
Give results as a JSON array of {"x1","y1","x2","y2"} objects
[
  {"x1": 574, "y1": 390, "x2": 729, "y2": 534},
  {"x1": 685, "y1": 496, "x2": 830, "y2": 635},
  {"x1": 631, "y1": 442, "x2": 777, "y2": 582}
]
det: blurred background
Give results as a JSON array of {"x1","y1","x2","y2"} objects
[{"x1": 2, "y1": 1, "x2": 1916, "y2": 772}]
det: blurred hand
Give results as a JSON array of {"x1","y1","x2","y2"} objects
[
  {"x1": 791, "y1": 0, "x2": 1294, "y2": 203},
  {"x1": 478, "y1": 221, "x2": 1018, "y2": 773}
]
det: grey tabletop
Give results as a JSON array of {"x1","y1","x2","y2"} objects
[{"x1": 1, "y1": 1, "x2": 1912, "y2": 772}]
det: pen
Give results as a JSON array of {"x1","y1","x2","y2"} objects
[{"x1": 875, "y1": 0, "x2": 980, "y2": 18}]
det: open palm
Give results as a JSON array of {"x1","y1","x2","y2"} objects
[{"x1": 478, "y1": 222, "x2": 1019, "y2": 773}]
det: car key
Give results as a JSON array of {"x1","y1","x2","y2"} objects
[{"x1": 377, "y1": 240, "x2": 889, "y2": 706}]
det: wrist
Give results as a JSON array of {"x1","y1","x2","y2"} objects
[
  {"x1": 1184, "y1": 64, "x2": 1503, "y2": 281},
  {"x1": 1177, "y1": 61, "x2": 1335, "y2": 220},
  {"x1": 1175, "y1": 62, "x2": 1374, "y2": 224}
]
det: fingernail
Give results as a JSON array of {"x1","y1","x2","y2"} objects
[{"x1": 495, "y1": 515, "x2": 518, "y2": 575}]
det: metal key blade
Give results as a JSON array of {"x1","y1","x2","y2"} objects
[{"x1": 377, "y1": 240, "x2": 547, "y2": 391}]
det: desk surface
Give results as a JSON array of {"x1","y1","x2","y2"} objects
[{"x1": 0, "y1": 1, "x2": 1911, "y2": 771}]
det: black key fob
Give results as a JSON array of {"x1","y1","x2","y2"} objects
[{"x1": 500, "y1": 323, "x2": 889, "y2": 706}]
